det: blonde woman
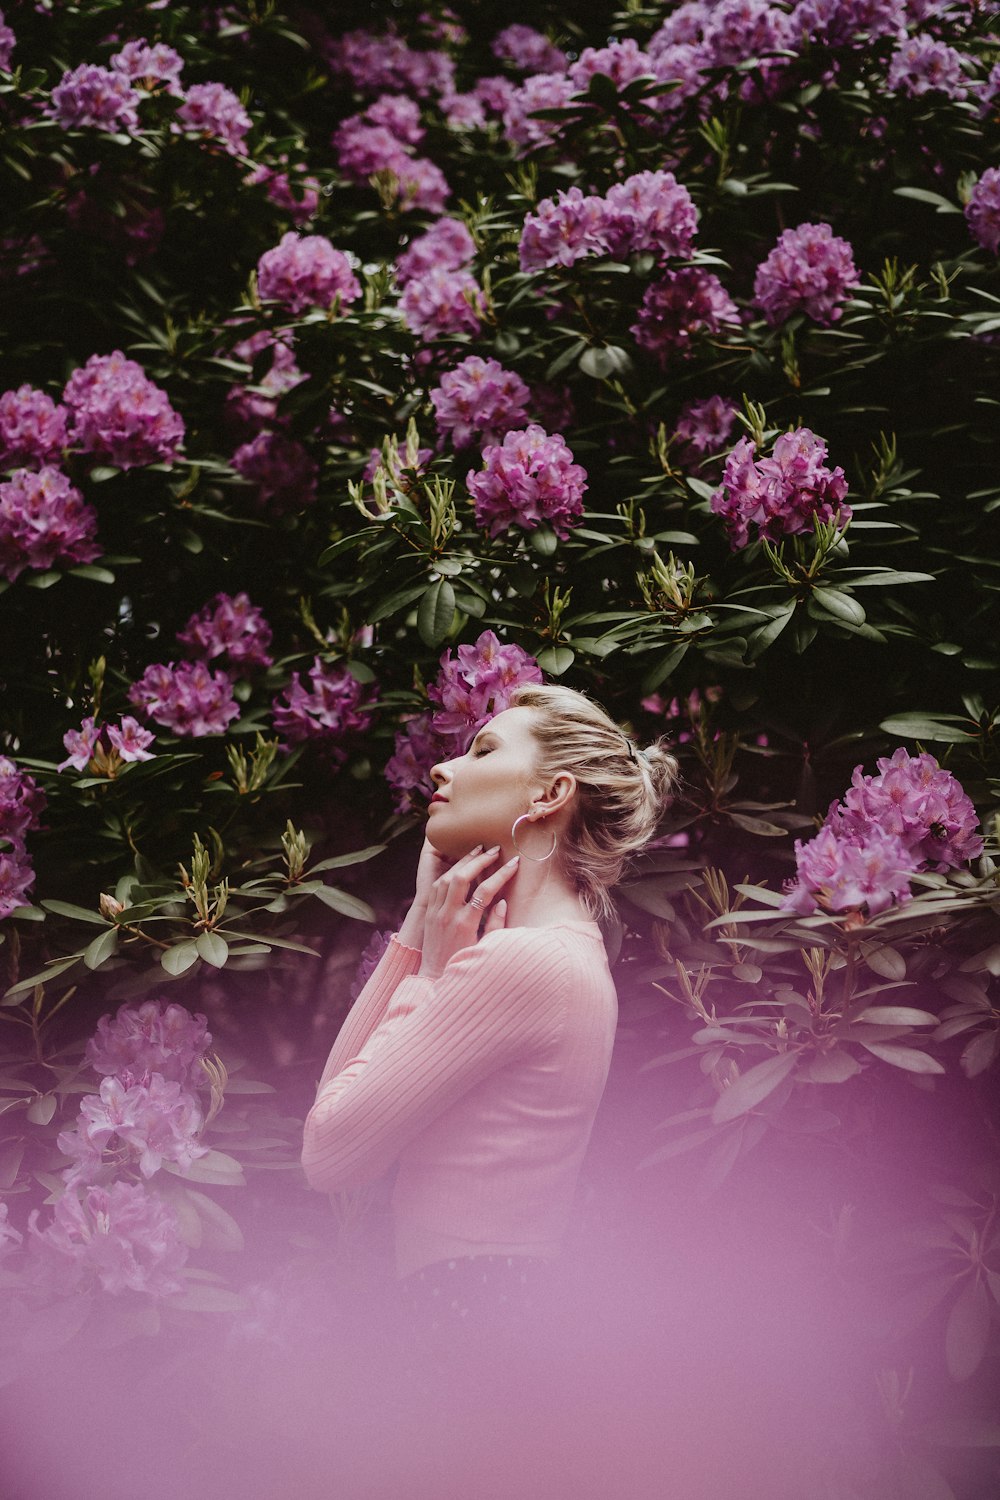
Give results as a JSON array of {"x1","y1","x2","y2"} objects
[{"x1": 302, "y1": 683, "x2": 677, "y2": 1364}]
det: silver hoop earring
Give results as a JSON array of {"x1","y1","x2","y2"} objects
[{"x1": 511, "y1": 813, "x2": 558, "y2": 863}]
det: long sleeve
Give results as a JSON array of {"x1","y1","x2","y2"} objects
[
  {"x1": 301, "y1": 929, "x2": 571, "y2": 1196},
  {"x1": 316, "y1": 934, "x2": 422, "y2": 1091}
]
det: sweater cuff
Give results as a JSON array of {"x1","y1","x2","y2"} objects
[{"x1": 389, "y1": 933, "x2": 422, "y2": 960}]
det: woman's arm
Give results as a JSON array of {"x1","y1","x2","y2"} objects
[
  {"x1": 316, "y1": 934, "x2": 422, "y2": 1091},
  {"x1": 301, "y1": 929, "x2": 570, "y2": 1195}
]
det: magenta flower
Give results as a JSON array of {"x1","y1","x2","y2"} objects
[
  {"x1": 753, "y1": 222, "x2": 861, "y2": 327},
  {"x1": 28, "y1": 1181, "x2": 188, "y2": 1298},
  {"x1": 518, "y1": 186, "x2": 610, "y2": 272},
  {"x1": 365, "y1": 94, "x2": 425, "y2": 145},
  {"x1": 399, "y1": 267, "x2": 485, "y2": 342},
  {"x1": 334, "y1": 119, "x2": 414, "y2": 183},
  {"x1": 0, "y1": 465, "x2": 100, "y2": 582},
  {"x1": 0, "y1": 851, "x2": 34, "y2": 918},
  {"x1": 649, "y1": 4, "x2": 713, "y2": 49},
  {"x1": 646, "y1": 41, "x2": 712, "y2": 116},
  {"x1": 246, "y1": 163, "x2": 321, "y2": 226},
  {"x1": 674, "y1": 395, "x2": 739, "y2": 475},
  {"x1": 257, "y1": 232, "x2": 361, "y2": 316},
  {"x1": 492, "y1": 25, "x2": 567, "y2": 75},
  {"x1": 59, "y1": 1073, "x2": 208, "y2": 1184},
  {"x1": 271, "y1": 658, "x2": 378, "y2": 762},
  {"x1": 430, "y1": 356, "x2": 530, "y2": 449},
  {"x1": 502, "y1": 73, "x2": 578, "y2": 154},
  {"x1": 110, "y1": 40, "x2": 184, "y2": 95},
  {"x1": 569, "y1": 39, "x2": 655, "y2": 92},
  {"x1": 385, "y1": 714, "x2": 455, "y2": 813},
  {"x1": 175, "y1": 80, "x2": 252, "y2": 154},
  {"x1": 57, "y1": 716, "x2": 100, "y2": 772},
  {"x1": 232, "y1": 430, "x2": 319, "y2": 510},
  {"x1": 429, "y1": 628, "x2": 543, "y2": 747},
  {"x1": 630, "y1": 268, "x2": 740, "y2": 364},
  {"x1": 711, "y1": 428, "x2": 851, "y2": 549},
  {"x1": 702, "y1": 0, "x2": 794, "y2": 70},
  {"x1": 50, "y1": 63, "x2": 141, "y2": 132},
  {"x1": 58, "y1": 716, "x2": 155, "y2": 772},
  {"x1": 468, "y1": 424, "x2": 587, "y2": 540},
  {"x1": 128, "y1": 661, "x2": 241, "y2": 737},
  {"x1": 0, "y1": 10, "x2": 14, "y2": 72},
  {"x1": 177, "y1": 592, "x2": 274, "y2": 671},
  {"x1": 784, "y1": 823, "x2": 917, "y2": 915},
  {"x1": 327, "y1": 27, "x2": 456, "y2": 99},
  {"x1": 793, "y1": 0, "x2": 906, "y2": 48},
  {"x1": 393, "y1": 156, "x2": 450, "y2": 214},
  {"x1": 965, "y1": 169, "x2": 1000, "y2": 256},
  {"x1": 601, "y1": 171, "x2": 699, "y2": 262},
  {"x1": 107, "y1": 717, "x2": 156, "y2": 762},
  {"x1": 86, "y1": 999, "x2": 212, "y2": 1089},
  {"x1": 396, "y1": 217, "x2": 476, "y2": 287},
  {"x1": 887, "y1": 36, "x2": 969, "y2": 99},
  {"x1": 0, "y1": 385, "x2": 69, "y2": 468},
  {"x1": 828, "y1": 748, "x2": 984, "y2": 871},
  {"x1": 63, "y1": 352, "x2": 184, "y2": 469},
  {"x1": 0, "y1": 755, "x2": 45, "y2": 851}
]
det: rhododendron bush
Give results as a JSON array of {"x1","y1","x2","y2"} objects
[{"x1": 0, "y1": 0, "x2": 999, "y2": 1493}]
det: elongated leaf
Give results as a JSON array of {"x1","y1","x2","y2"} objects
[
  {"x1": 711, "y1": 1053, "x2": 798, "y2": 1124},
  {"x1": 183, "y1": 1189, "x2": 245, "y2": 1253},
  {"x1": 83, "y1": 927, "x2": 119, "y2": 971},
  {"x1": 879, "y1": 712, "x2": 976, "y2": 743},
  {"x1": 860, "y1": 1041, "x2": 945, "y2": 1073},
  {"x1": 40, "y1": 900, "x2": 106, "y2": 926},
  {"x1": 311, "y1": 886, "x2": 376, "y2": 922},
  {"x1": 417, "y1": 577, "x2": 456, "y2": 647},
  {"x1": 308, "y1": 843, "x2": 387, "y2": 873},
  {"x1": 3, "y1": 954, "x2": 84, "y2": 1001},
  {"x1": 195, "y1": 932, "x2": 229, "y2": 968},
  {"x1": 171, "y1": 1149, "x2": 245, "y2": 1186},
  {"x1": 960, "y1": 1031, "x2": 999, "y2": 1078},
  {"x1": 160, "y1": 941, "x2": 200, "y2": 976},
  {"x1": 810, "y1": 587, "x2": 866, "y2": 626},
  {"x1": 806, "y1": 1050, "x2": 861, "y2": 1084},
  {"x1": 853, "y1": 1006, "x2": 937, "y2": 1026},
  {"x1": 860, "y1": 944, "x2": 907, "y2": 980},
  {"x1": 636, "y1": 1127, "x2": 720, "y2": 1169}
]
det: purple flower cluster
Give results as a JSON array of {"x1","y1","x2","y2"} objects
[
  {"x1": 256, "y1": 232, "x2": 361, "y2": 316},
  {"x1": 333, "y1": 99, "x2": 450, "y2": 213},
  {"x1": 58, "y1": 716, "x2": 155, "y2": 773},
  {"x1": 965, "y1": 168, "x2": 1000, "y2": 255},
  {"x1": 110, "y1": 39, "x2": 184, "y2": 95},
  {"x1": 711, "y1": 428, "x2": 851, "y2": 550},
  {"x1": 569, "y1": 38, "x2": 655, "y2": 92},
  {"x1": 792, "y1": 0, "x2": 906, "y2": 48},
  {"x1": 62, "y1": 352, "x2": 185, "y2": 469},
  {"x1": 0, "y1": 466, "x2": 100, "y2": 582},
  {"x1": 399, "y1": 266, "x2": 485, "y2": 342},
  {"x1": 0, "y1": 385, "x2": 68, "y2": 467},
  {"x1": 430, "y1": 356, "x2": 530, "y2": 449},
  {"x1": 177, "y1": 592, "x2": 274, "y2": 671},
  {"x1": 175, "y1": 81, "x2": 252, "y2": 155},
  {"x1": 28, "y1": 1180, "x2": 188, "y2": 1298},
  {"x1": 396, "y1": 217, "x2": 476, "y2": 287},
  {"x1": 271, "y1": 658, "x2": 378, "y2": 762},
  {"x1": 673, "y1": 395, "x2": 740, "y2": 475},
  {"x1": 519, "y1": 172, "x2": 698, "y2": 273},
  {"x1": 753, "y1": 222, "x2": 861, "y2": 327},
  {"x1": 467, "y1": 425, "x2": 587, "y2": 539},
  {"x1": 887, "y1": 36, "x2": 969, "y2": 99},
  {"x1": 225, "y1": 330, "x2": 306, "y2": 437},
  {"x1": 0, "y1": 756, "x2": 44, "y2": 918},
  {"x1": 502, "y1": 73, "x2": 578, "y2": 154},
  {"x1": 58, "y1": 1074, "x2": 209, "y2": 1184},
  {"x1": 326, "y1": 27, "x2": 456, "y2": 100},
  {"x1": 246, "y1": 163, "x2": 321, "y2": 226},
  {"x1": 785, "y1": 749, "x2": 983, "y2": 915},
  {"x1": 50, "y1": 63, "x2": 141, "y2": 133},
  {"x1": 231, "y1": 430, "x2": 319, "y2": 510},
  {"x1": 0, "y1": 10, "x2": 14, "y2": 73},
  {"x1": 86, "y1": 999, "x2": 212, "y2": 1088},
  {"x1": 491, "y1": 25, "x2": 567, "y2": 75},
  {"x1": 128, "y1": 661, "x2": 241, "y2": 737},
  {"x1": 632, "y1": 268, "x2": 741, "y2": 365},
  {"x1": 385, "y1": 629, "x2": 542, "y2": 811}
]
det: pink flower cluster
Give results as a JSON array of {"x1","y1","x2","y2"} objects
[
  {"x1": 231, "y1": 430, "x2": 319, "y2": 510},
  {"x1": 467, "y1": 425, "x2": 587, "y2": 539},
  {"x1": 430, "y1": 356, "x2": 530, "y2": 448},
  {"x1": 569, "y1": 38, "x2": 655, "y2": 92},
  {"x1": 128, "y1": 661, "x2": 241, "y2": 737},
  {"x1": 28, "y1": 1180, "x2": 188, "y2": 1298},
  {"x1": 271, "y1": 658, "x2": 378, "y2": 763},
  {"x1": 177, "y1": 591, "x2": 273, "y2": 671},
  {"x1": 257, "y1": 232, "x2": 361, "y2": 316},
  {"x1": 225, "y1": 330, "x2": 306, "y2": 437},
  {"x1": 0, "y1": 756, "x2": 45, "y2": 918},
  {"x1": 58, "y1": 716, "x2": 155, "y2": 773},
  {"x1": 502, "y1": 73, "x2": 578, "y2": 154},
  {"x1": 792, "y1": 0, "x2": 906, "y2": 48},
  {"x1": 965, "y1": 169, "x2": 1000, "y2": 256},
  {"x1": 785, "y1": 749, "x2": 983, "y2": 915},
  {"x1": 62, "y1": 351, "x2": 185, "y2": 469},
  {"x1": 631, "y1": 268, "x2": 741, "y2": 365},
  {"x1": 519, "y1": 172, "x2": 698, "y2": 272},
  {"x1": 0, "y1": 10, "x2": 14, "y2": 73},
  {"x1": 110, "y1": 40, "x2": 184, "y2": 95},
  {"x1": 246, "y1": 163, "x2": 321, "y2": 226},
  {"x1": 86, "y1": 999, "x2": 212, "y2": 1088},
  {"x1": 58, "y1": 1074, "x2": 209, "y2": 1184},
  {"x1": 385, "y1": 629, "x2": 543, "y2": 811},
  {"x1": 887, "y1": 36, "x2": 969, "y2": 99},
  {"x1": 753, "y1": 222, "x2": 861, "y2": 327},
  {"x1": 673, "y1": 395, "x2": 739, "y2": 475},
  {"x1": 396, "y1": 217, "x2": 476, "y2": 287},
  {"x1": 711, "y1": 428, "x2": 851, "y2": 550},
  {"x1": 49, "y1": 63, "x2": 141, "y2": 132},
  {"x1": 399, "y1": 266, "x2": 485, "y2": 342},
  {"x1": 491, "y1": 25, "x2": 567, "y2": 75},
  {"x1": 326, "y1": 27, "x2": 456, "y2": 99},
  {"x1": 333, "y1": 97, "x2": 449, "y2": 212},
  {"x1": 175, "y1": 81, "x2": 252, "y2": 155},
  {"x1": 0, "y1": 466, "x2": 100, "y2": 582},
  {"x1": 0, "y1": 385, "x2": 68, "y2": 467}
]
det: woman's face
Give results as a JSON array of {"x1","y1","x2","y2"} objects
[{"x1": 425, "y1": 706, "x2": 544, "y2": 860}]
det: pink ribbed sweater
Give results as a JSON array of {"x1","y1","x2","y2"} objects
[{"x1": 301, "y1": 922, "x2": 618, "y2": 1280}]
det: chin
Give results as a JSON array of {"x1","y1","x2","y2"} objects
[{"x1": 426, "y1": 822, "x2": 479, "y2": 860}]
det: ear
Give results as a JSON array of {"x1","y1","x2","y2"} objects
[{"x1": 531, "y1": 770, "x2": 577, "y2": 818}]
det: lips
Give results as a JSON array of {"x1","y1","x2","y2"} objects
[{"x1": 430, "y1": 793, "x2": 448, "y2": 806}]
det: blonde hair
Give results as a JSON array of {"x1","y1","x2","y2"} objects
[{"x1": 509, "y1": 682, "x2": 679, "y2": 923}]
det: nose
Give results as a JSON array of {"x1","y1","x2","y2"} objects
[{"x1": 430, "y1": 759, "x2": 452, "y2": 789}]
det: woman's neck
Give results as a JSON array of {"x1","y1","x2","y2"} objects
[{"x1": 499, "y1": 854, "x2": 591, "y2": 930}]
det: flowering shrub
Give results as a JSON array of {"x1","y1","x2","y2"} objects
[
  {"x1": 0, "y1": 466, "x2": 100, "y2": 580},
  {"x1": 62, "y1": 352, "x2": 184, "y2": 469},
  {"x1": 467, "y1": 425, "x2": 587, "y2": 538},
  {"x1": 710, "y1": 427, "x2": 851, "y2": 549},
  {"x1": 128, "y1": 661, "x2": 241, "y2": 737},
  {"x1": 752, "y1": 223, "x2": 861, "y2": 327}
]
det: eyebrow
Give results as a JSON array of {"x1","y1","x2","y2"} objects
[{"x1": 470, "y1": 728, "x2": 500, "y2": 750}]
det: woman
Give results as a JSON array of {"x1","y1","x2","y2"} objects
[{"x1": 301, "y1": 682, "x2": 677, "y2": 1375}]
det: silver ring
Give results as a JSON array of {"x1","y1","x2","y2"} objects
[{"x1": 469, "y1": 895, "x2": 486, "y2": 910}]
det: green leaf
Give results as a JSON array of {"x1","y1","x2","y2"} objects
[
  {"x1": 67, "y1": 565, "x2": 115, "y2": 584},
  {"x1": 40, "y1": 899, "x2": 106, "y2": 926},
  {"x1": 83, "y1": 927, "x2": 119, "y2": 971},
  {"x1": 809, "y1": 588, "x2": 866, "y2": 626},
  {"x1": 195, "y1": 932, "x2": 229, "y2": 969},
  {"x1": 308, "y1": 843, "x2": 387, "y2": 873},
  {"x1": 860, "y1": 944, "x2": 907, "y2": 981},
  {"x1": 711, "y1": 1053, "x2": 797, "y2": 1124},
  {"x1": 160, "y1": 942, "x2": 200, "y2": 976},
  {"x1": 183, "y1": 1189, "x2": 245, "y2": 1253},
  {"x1": 860, "y1": 1042, "x2": 945, "y2": 1073},
  {"x1": 745, "y1": 604, "x2": 795, "y2": 661},
  {"x1": 806, "y1": 1050, "x2": 861, "y2": 1084},
  {"x1": 536, "y1": 646, "x2": 575, "y2": 675},
  {"x1": 171, "y1": 1149, "x2": 245, "y2": 1186},
  {"x1": 26, "y1": 1093, "x2": 57, "y2": 1125},
  {"x1": 579, "y1": 345, "x2": 632, "y2": 380},
  {"x1": 310, "y1": 886, "x2": 376, "y2": 922},
  {"x1": 894, "y1": 186, "x2": 961, "y2": 213},
  {"x1": 853, "y1": 1006, "x2": 937, "y2": 1027},
  {"x1": 878, "y1": 712, "x2": 976, "y2": 743},
  {"x1": 417, "y1": 578, "x2": 456, "y2": 647},
  {"x1": 3, "y1": 954, "x2": 84, "y2": 1001}
]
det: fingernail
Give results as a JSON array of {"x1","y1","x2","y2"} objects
[
  {"x1": 486, "y1": 844, "x2": 500, "y2": 854},
  {"x1": 507, "y1": 855, "x2": 519, "y2": 866}
]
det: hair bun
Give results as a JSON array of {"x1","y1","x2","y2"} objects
[{"x1": 638, "y1": 738, "x2": 680, "y2": 811}]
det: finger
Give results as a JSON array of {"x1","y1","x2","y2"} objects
[
  {"x1": 484, "y1": 898, "x2": 507, "y2": 934},
  {"x1": 469, "y1": 855, "x2": 519, "y2": 901}
]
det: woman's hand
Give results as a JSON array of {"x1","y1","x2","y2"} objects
[{"x1": 418, "y1": 844, "x2": 519, "y2": 980}]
